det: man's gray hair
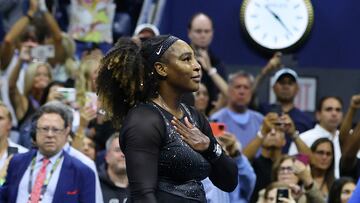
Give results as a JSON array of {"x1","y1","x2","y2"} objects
[
  {"x1": 227, "y1": 70, "x2": 255, "y2": 87},
  {"x1": 106, "y1": 132, "x2": 120, "y2": 152},
  {"x1": 33, "y1": 101, "x2": 72, "y2": 128}
]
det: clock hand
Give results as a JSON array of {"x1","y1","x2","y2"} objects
[{"x1": 265, "y1": 5, "x2": 293, "y2": 35}]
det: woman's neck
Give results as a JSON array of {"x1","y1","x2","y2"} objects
[{"x1": 153, "y1": 87, "x2": 184, "y2": 118}]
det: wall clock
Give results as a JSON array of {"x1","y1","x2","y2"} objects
[{"x1": 240, "y1": 0, "x2": 314, "y2": 52}]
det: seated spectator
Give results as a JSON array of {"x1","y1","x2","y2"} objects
[
  {"x1": 244, "y1": 112, "x2": 312, "y2": 202},
  {"x1": 257, "y1": 155, "x2": 325, "y2": 203},
  {"x1": 289, "y1": 96, "x2": 343, "y2": 177},
  {"x1": 99, "y1": 133, "x2": 128, "y2": 203},
  {"x1": 210, "y1": 71, "x2": 263, "y2": 149},
  {"x1": 0, "y1": 101, "x2": 96, "y2": 202},
  {"x1": 203, "y1": 132, "x2": 256, "y2": 203},
  {"x1": 310, "y1": 138, "x2": 335, "y2": 199},
  {"x1": 44, "y1": 101, "x2": 104, "y2": 203},
  {"x1": 328, "y1": 177, "x2": 356, "y2": 203},
  {"x1": 0, "y1": 102, "x2": 28, "y2": 186}
]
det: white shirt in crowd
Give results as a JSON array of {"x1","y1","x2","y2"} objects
[{"x1": 288, "y1": 124, "x2": 341, "y2": 178}]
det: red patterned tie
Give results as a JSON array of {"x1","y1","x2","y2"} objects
[{"x1": 30, "y1": 158, "x2": 50, "y2": 203}]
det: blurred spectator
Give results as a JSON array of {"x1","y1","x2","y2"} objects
[
  {"x1": 81, "y1": 136, "x2": 97, "y2": 161},
  {"x1": 99, "y1": 133, "x2": 128, "y2": 203},
  {"x1": 289, "y1": 96, "x2": 343, "y2": 177},
  {"x1": 9, "y1": 61, "x2": 53, "y2": 148},
  {"x1": 244, "y1": 113, "x2": 312, "y2": 203},
  {"x1": 0, "y1": 101, "x2": 96, "y2": 202},
  {"x1": 67, "y1": 0, "x2": 116, "y2": 57},
  {"x1": 261, "y1": 182, "x2": 297, "y2": 203},
  {"x1": 188, "y1": 13, "x2": 227, "y2": 112},
  {"x1": 257, "y1": 155, "x2": 324, "y2": 203},
  {"x1": 328, "y1": 177, "x2": 356, "y2": 203},
  {"x1": 210, "y1": 71, "x2": 263, "y2": 149},
  {"x1": 194, "y1": 83, "x2": 210, "y2": 116},
  {"x1": 47, "y1": 101, "x2": 104, "y2": 203},
  {"x1": 310, "y1": 138, "x2": 335, "y2": 199},
  {"x1": 203, "y1": 132, "x2": 256, "y2": 203},
  {"x1": 0, "y1": 102, "x2": 28, "y2": 186},
  {"x1": 259, "y1": 68, "x2": 315, "y2": 152}
]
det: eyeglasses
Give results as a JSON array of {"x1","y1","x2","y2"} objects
[
  {"x1": 36, "y1": 126, "x2": 65, "y2": 135},
  {"x1": 314, "y1": 150, "x2": 332, "y2": 157},
  {"x1": 278, "y1": 166, "x2": 294, "y2": 174},
  {"x1": 193, "y1": 29, "x2": 212, "y2": 34}
]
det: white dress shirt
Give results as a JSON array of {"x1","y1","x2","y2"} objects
[
  {"x1": 16, "y1": 150, "x2": 64, "y2": 203},
  {"x1": 288, "y1": 124, "x2": 341, "y2": 178}
]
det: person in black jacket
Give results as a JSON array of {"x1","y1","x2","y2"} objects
[
  {"x1": 99, "y1": 133, "x2": 128, "y2": 203},
  {"x1": 96, "y1": 35, "x2": 238, "y2": 202}
]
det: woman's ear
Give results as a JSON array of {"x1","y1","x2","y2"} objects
[{"x1": 154, "y1": 62, "x2": 167, "y2": 77}]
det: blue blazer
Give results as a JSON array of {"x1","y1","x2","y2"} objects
[{"x1": 0, "y1": 149, "x2": 96, "y2": 203}]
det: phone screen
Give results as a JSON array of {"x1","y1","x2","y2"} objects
[
  {"x1": 276, "y1": 188, "x2": 289, "y2": 203},
  {"x1": 209, "y1": 122, "x2": 226, "y2": 137}
]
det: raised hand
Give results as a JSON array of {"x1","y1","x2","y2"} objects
[
  {"x1": 350, "y1": 94, "x2": 360, "y2": 109},
  {"x1": 171, "y1": 117, "x2": 210, "y2": 151}
]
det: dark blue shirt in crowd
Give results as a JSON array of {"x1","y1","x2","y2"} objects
[{"x1": 259, "y1": 103, "x2": 315, "y2": 152}]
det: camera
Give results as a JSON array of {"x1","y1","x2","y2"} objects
[
  {"x1": 31, "y1": 45, "x2": 55, "y2": 60},
  {"x1": 57, "y1": 88, "x2": 76, "y2": 103}
]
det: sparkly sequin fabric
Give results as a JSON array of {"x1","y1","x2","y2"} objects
[{"x1": 152, "y1": 103, "x2": 210, "y2": 202}]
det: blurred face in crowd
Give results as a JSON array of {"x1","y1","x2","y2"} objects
[
  {"x1": 89, "y1": 61, "x2": 100, "y2": 92},
  {"x1": 33, "y1": 65, "x2": 51, "y2": 91},
  {"x1": 106, "y1": 137, "x2": 126, "y2": 174},
  {"x1": 316, "y1": 97, "x2": 343, "y2": 132},
  {"x1": 82, "y1": 137, "x2": 96, "y2": 161},
  {"x1": 228, "y1": 76, "x2": 253, "y2": 111},
  {"x1": 341, "y1": 182, "x2": 356, "y2": 203},
  {"x1": 194, "y1": 83, "x2": 209, "y2": 113},
  {"x1": 265, "y1": 188, "x2": 277, "y2": 203},
  {"x1": 273, "y1": 75, "x2": 298, "y2": 104},
  {"x1": 0, "y1": 106, "x2": 12, "y2": 140},
  {"x1": 188, "y1": 14, "x2": 213, "y2": 49},
  {"x1": 277, "y1": 158, "x2": 299, "y2": 185},
  {"x1": 262, "y1": 129, "x2": 286, "y2": 149},
  {"x1": 36, "y1": 113, "x2": 69, "y2": 157},
  {"x1": 312, "y1": 141, "x2": 333, "y2": 171}
]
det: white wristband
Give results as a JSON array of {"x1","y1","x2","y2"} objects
[
  {"x1": 208, "y1": 67, "x2": 217, "y2": 76},
  {"x1": 39, "y1": 0, "x2": 48, "y2": 12}
]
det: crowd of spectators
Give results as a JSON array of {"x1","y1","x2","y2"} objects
[{"x1": 0, "y1": 1, "x2": 360, "y2": 203}]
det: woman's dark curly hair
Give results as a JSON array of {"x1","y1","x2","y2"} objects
[{"x1": 96, "y1": 35, "x2": 172, "y2": 128}]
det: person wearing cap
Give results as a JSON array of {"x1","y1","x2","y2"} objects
[
  {"x1": 259, "y1": 68, "x2": 315, "y2": 152},
  {"x1": 133, "y1": 23, "x2": 159, "y2": 41}
]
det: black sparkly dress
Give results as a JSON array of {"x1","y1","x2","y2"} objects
[{"x1": 120, "y1": 103, "x2": 238, "y2": 203}]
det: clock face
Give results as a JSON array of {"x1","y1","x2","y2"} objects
[{"x1": 240, "y1": 0, "x2": 314, "y2": 51}]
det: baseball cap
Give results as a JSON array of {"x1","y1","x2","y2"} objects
[
  {"x1": 273, "y1": 68, "x2": 299, "y2": 83},
  {"x1": 133, "y1": 23, "x2": 160, "y2": 37}
]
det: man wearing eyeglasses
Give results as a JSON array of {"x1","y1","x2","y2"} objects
[{"x1": 0, "y1": 102, "x2": 96, "y2": 203}]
